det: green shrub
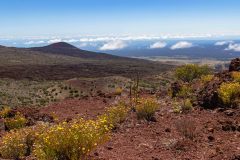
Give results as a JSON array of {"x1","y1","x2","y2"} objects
[
  {"x1": 4, "y1": 113, "x2": 28, "y2": 130},
  {"x1": 175, "y1": 64, "x2": 211, "y2": 82},
  {"x1": 99, "y1": 102, "x2": 129, "y2": 128},
  {"x1": 0, "y1": 106, "x2": 11, "y2": 118},
  {"x1": 200, "y1": 74, "x2": 214, "y2": 84},
  {"x1": 136, "y1": 98, "x2": 158, "y2": 121},
  {"x1": 114, "y1": 87, "x2": 123, "y2": 95},
  {"x1": 172, "y1": 99, "x2": 193, "y2": 114},
  {"x1": 182, "y1": 99, "x2": 193, "y2": 112},
  {"x1": 176, "y1": 84, "x2": 193, "y2": 98},
  {"x1": 172, "y1": 101, "x2": 182, "y2": 114},
  {"x1": 218, "y1": 82, "x2": 240, "y2": 106}
]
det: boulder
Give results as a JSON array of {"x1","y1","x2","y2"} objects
[
  {"x1": 197, "y1": 71, "x2": 232, "y2": 109},
  {"x1": 229, "y1": 58, "x2": 240, "y2": 72}
]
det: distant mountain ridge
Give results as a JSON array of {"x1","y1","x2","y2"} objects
[
  {"x1": 0, "y1": 42, "x2": 173, "y2": 80},
  {"x1": 30, "y1": 42, "x2": 122, "y2": 60}
]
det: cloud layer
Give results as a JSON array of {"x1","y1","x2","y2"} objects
[
  {"x1": 170, "y1": 41, "x2": 193, "y2": 50},
  {"x1": 150, "y1": 42, "x2": 167, "y2": 49},
  {"x1": 24, "y1": 40, "x2": 45, "y2": 45},
  {"x1": 99, "y1": 40, "x2": 127, "y2": 51},
  {"x1": 215, "y1": 41, "x2": 233, "y2": 46},
  {"x1": 225, "y1": 43, "x2": 240, "y2": 52}
]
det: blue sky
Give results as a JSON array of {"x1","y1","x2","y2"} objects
[{"x1": 0, "y1": 0, "x2": 240, "y2": 37}]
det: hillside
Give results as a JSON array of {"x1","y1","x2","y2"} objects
[
  {"x1": 0, "y1": 43, "x2": 174, "y2": 80},
  {"x1": 30, "y1": 42, "x2": 123, "y2": 60},
  {"x1": 0, "y1": 58, "x2": 239, "y2": 160}
]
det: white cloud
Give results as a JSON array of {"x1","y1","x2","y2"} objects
[
  {"x1": 78, "y1": 43, "x2": 88, "y2": 47},
  {"x1": 215, "y1": 41, "x2": 233, "y2": 46},
  {"x1": 47, "y1": 39, "x2": 62, "y2": 44},
  {"x1": 99, "y1": 40, "x2": 127, "y2": 51},
  {"x1": 170, "y1": 41, "x2": 193, "y2": 50},
  {"x1": 150, "y1": 41, "x2": 167, "y2": 49},
  {"x1": 225, "y1": 43, "x2": 240, "y2": 52},
  {"x1": 24, "y1": 40, "x2": 45, "y2": 45},
  {"x1": 64, "y1": 39, "x2": 79, "y2": 43}
]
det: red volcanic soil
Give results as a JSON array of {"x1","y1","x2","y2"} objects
[
  {"x1": 13, "y1": 95, "x2": 240, "y2": 160},
  {"x1": 39, "y1": 97, "x2": 116, "y2": 121},
  {"x1": 91, "y1": 99, "x2": 240, "y2": 160}
]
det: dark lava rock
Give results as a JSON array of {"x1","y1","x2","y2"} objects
[
  {"x1": 198, "y1": 71, "x2": 232, "y2": 109},
  {"x1": 165, "y1": 128, "x2": 171, "y2": 132},
  {"x1": 229, "y1": 58, "x2": 240, "y2": 72},
  {"x1": 208, "y1": 135, "x2": 215, "y2": 142},
  {"x1": 171, "y1": 81, "x2": 182, "y2": 97},
  {"x1": 198, "y1": 77, "x2": 222, "y2": 109}
]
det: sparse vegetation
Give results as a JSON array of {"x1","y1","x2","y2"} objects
[
  {"x1": 200, "y1": 74, "x2": 214, "y2": 84},
  {"x1": 99, "y1": 102, "x2": 129, "y2": 128},
  {"x1": 176, "y1": 84, "x2": 193, "y2": 99},
  {"x1": 0, "y1": 124, "x2": 48, "y2": 159},
  {"x1": 182, "y1": 99, "x2": 193, "y2": 112},
  {"x1": 175, "y1": 64, "x2": 211, "y2": 82},
  {"x1": 33, "y1": 119, "x2": 110, "y2": 160},
  {"x1": 176, "y1": 118, "x2": 196, "y2": 140},
  {"x1": 135, "y1": 98, "x2": 158, "y2": 121},
  {"x1": 0, "y1": 106, "x2": 11, "y2": 118},
  {"x1": 114, "y1": 87, "x2": 123, "y2": 95},
  {"x1": 231, "y1": 71, "x2": 240, "y2": 82},
  {"x1": 4, "y1": 113, "x2": 28, "y2": 130},
  {"x1": 218, "y1": 82, "x2": 240, "y2": 106},
  {"x1": 0, "y1": 100, "x2": 130, "y2": 160}
]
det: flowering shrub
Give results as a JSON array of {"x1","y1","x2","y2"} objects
[
  {"x1": 99, "y1": 102, "x2": 129, "y2": 128},
  {"x1": 0, "y1": 102, "x2": 130, "y2": 160},
  {"x1": 200, "y1": 74, "x2": 214, "y2": 84},
  {"x1": 231, "y1": 71, "x2": 240, "y2": 82},
  {"x1": 172, "y1": 100, "x2": 182, "y2": 114},
  {"x1": 0, "y1": 124, "x2": 48, "y2": 159},
  {"x1": 172, "y1": 99, "x2": 193, "y2": 114},
  {"x1": 175, "y1": 64, "x2": 211, "y2": 82},
  {"x1": 182, "y1": 99, "x2": 193, "y2": 112},
  {"x1": 4, "y1": 113, "x2": 28, "y2": 130},
  {"x1": 176, "y1": 84, "x2": 193, "y2": 99},
  {"x1": 218, "y1": 82, "x2": 240, "y2": 105},
  {"x1": 33, "y1": 119, "x2": 110, "y2": 160},
  {"x1": 114, "y1": 87, "x2": 123, "y2": 95},
  {"x1": 0, "y1": 106, "x2": 11, "y2": 118},
  {"x1": 136, "y1": 98, "x2": 158, "y2": 121}
]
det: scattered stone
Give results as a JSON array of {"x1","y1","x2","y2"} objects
[
  {"x1": 208, "y1": 135, "x2": 215, "y2": 142},
  {"x1": 232, "y1": 155, "x2": 240, "y2": 160},
  {"x1": 207, "y1": 128, "x2": 214, "y2": 133},
  {"x1": 103, "y1": 99, "x2": 107, "y2": 103},
  {"x1": 94, "y1": 152, "x2": 99, "y2": 156},
  {"x1": 106, "y1": 146, "x2": 113, "y2": 150},
  {"x1": 150, "y1": 116, "x2": 157, "y2": 122},
  {"x1": 222, "y1": 125, "x2": 232, "y2": 131},
  {"x1": 165, "y1": 128, "x2": 171, "y2": 132},
  {"x1": 224, "y1": 110, "x2": 235, "y2": 116},
  {"x1": 152, "y1": 157, "x2": 159, "y2": 160}
]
